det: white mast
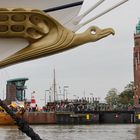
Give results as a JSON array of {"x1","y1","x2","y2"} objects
[{"x1": 53, "y1": 69, "x2": 56, "y2": 102}]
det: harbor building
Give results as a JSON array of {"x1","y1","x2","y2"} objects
[{"x1": 5, "y1": 78, "x2": 28, "y2": 105}]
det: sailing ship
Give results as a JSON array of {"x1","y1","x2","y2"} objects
[
  {"x1": 0, "y1": 0, "x2": 85, "y2": 124},
  {"x1": 0, "y1": 0, "x2": 128, "y2": 68},
  {"x1": 0, "y1": 0, "x2": 128, "y2": 124},
  {"x1": 0, "y1": 0, "x2": 84, "y2": 62}
]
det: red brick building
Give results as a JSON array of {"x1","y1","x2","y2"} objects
[{"x1": 134, "y1": 20, "x2": 140, "y2": 107}]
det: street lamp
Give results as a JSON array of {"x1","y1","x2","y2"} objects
[
  {"x1": 31, "y1": 91, "x2": 35, "y2": 98},
  {"x1": 45, "y1": 90, "x2": 49, "y2": 105},
  {"x1": 90, "y1": 93, "x2": 94, "y2": 103},
  {"x1": 49, "y1": 87, "x2": 52, "y2": 102},
  {"x1": 73, "y1": 95, "x2": 77, "y2": 100},
  {"x1": 63, "y1": 86, "x2": 69, "y2": 100}
]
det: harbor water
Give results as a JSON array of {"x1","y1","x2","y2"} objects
[{"x1": 0, "y1": 124, "x2": 140, "y2": 140}]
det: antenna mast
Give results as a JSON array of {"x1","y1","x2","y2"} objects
[{"x1": 53, "y1": 69, "x2": 56, "y2": 102}]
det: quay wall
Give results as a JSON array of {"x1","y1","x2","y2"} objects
[
  {"x1": 23, "y1": 112, "x2": 56, "y2": 124},
  {"x1": 22, "y1": 111, "x2": 135, "y2": 124},
  {"x1": 99, "y1": 111, "x2": 134, "y2": 124},
  {"x1": 56, "y1": 111, "x2": 135, "y2": 124},
  {"x1": 56, "y1": 112, "x2": 99, "y2": 124}
]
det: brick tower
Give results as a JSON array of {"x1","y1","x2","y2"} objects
[{"x1": 134, "y1": 20, "x2": 140, "y2": 108}]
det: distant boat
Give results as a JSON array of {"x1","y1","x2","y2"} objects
[
  {"x1": 0, "y1": 112, "x2": 14, "y2": 125},
  {"x1": 0, "y1": 107, "x2": 23, "y2": 125}
]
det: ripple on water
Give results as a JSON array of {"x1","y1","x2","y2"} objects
[{"x1": 0, "y1": 124, "x2": 138, "y2": 140}]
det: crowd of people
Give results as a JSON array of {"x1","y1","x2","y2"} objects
[
  {"x1": 27, "y1": 98, "x2": 134, "y2": 113},
  {"x1": 2, "y1": 98, "x2": 133, "y2": 113}
]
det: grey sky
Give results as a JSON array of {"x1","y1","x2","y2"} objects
[{"x1": 0, "y1": 0, "x2": 138, "y2": 106}]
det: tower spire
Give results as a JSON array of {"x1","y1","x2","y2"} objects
[{"x1": 136, "y1": 19, "x2": 140, "y2": 34}]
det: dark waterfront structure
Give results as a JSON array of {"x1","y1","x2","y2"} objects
[{"x1": 56, "y1": 111, "x2": 134, "y2": 124}]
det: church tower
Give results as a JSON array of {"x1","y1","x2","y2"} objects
[{"x1": 134, "y1": 20, "x2": 140, "y2": 108}]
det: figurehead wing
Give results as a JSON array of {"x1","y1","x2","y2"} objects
[{"x1": 0, "y1": 0, "x2": 128, "y2": 68}]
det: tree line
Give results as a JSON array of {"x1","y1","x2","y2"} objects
[{"x1": 105, "y1": 81, "x2": 134, "y2": 108}]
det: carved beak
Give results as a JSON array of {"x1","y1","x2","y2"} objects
[
  {"x1": 99, "y1": 28, "x2": 115, "y2": 36},
  {"x1": 91, "y1": 27, "x2": 115, "y2": 41}
]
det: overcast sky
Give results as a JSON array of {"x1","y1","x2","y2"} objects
[{"x1": 0, "y1": 0, "x2": 139, "y2": 106}]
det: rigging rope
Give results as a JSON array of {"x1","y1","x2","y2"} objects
[
  {"x1": 0, "y1": 99, "x2": 42, "y2": 140},
  {"x1": 43, "y1": 1, "x2": 83, "y2": 13}
]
